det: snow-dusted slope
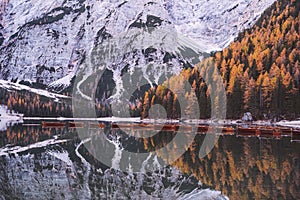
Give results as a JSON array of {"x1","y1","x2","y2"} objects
[
  {"x1": 0, "y1": 79, "x2": 70, "y2": 100},
  {"x1": 0, "y1": 0, "x2": 275, "y2": 89},
  {"x1": 164, "y1": 0, "x2": 276, "y2": 50}
]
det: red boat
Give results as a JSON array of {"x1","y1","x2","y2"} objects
[
  {"x1": 132, "y1": 123, "x2": 152, "y2": 130},
  {"x1": 161, "y1": 124, "x2": 177, "y2": 132},
  {"x1": 89, "y1": 123, "x2": 105, "y2": 129},
  {"x1": 111, "y1": 123, "x2": 119, "y2": 129},
  {"x1": 117, "y1": 123, "x2": 133, "y2": 129},
  {"x1": 69, "y1": 122, "x2": 85, "y2": 128},
  {"x1": 237, "y1": 127, "x2": 260, "y2": 136},
  {"x1": 259, "y1": 128, "x2": 274, "y2": 136},
  {"x1": 273, "y1": 128, "x2": 281, "y2": 137},
  {"x1": 177, "y1": 125, "x2": 193, "y2": 132},
  {"x1": 222, "y1": 127, "x2": 235, "y2": 135},
  {"x1": 42, "y1": 121, "x2": 66, "y2": 128},
  {"x1": 151, "y1": 124, "x2": 176, "y2": 132},
  {"x1": 197, "y1": 126, "x2": 209, "y2": 133}
]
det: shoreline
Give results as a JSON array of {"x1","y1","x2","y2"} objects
[{"x1": 0, "y1": 115, "x2": 299, "y2": 129}]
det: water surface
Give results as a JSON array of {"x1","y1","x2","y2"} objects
[{"x1": 0, "y1": 121, "x2": 299, "y2": 199}]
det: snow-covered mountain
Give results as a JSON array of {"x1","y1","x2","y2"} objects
[{"x1": 0, "y1": 0, "x2": 275, "y2": 91}]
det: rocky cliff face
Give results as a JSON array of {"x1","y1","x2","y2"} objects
[
  {"x1": 0, "y1": 126, "x2": 228, "y2": 199},
  {"x1": 0, "y1": 0, "x2": 275, "y2": 91},
  {"x1": 0, "y1": 152, "x2": 228, "y2": 199}
]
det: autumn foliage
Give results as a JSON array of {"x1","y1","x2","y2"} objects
[{"x1": 137, "y1": 0, "x2": 300, "y2": 120}]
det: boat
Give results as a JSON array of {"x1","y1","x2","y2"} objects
[
  {"x1": 111, "y1": 123, "x2": 119, "y2": 129},
  {"x1": 237, "y1": 127, "x2": 260, "y2": 136},
  {"x1": 259, "y1": 128, "x2": 274, "y2": 137},
  {"x1": 273, "y1": 128, "x2": 281, "y2": 137},
  {"x1": 259, "y1": 128, "x2": 282, "y2": 139},
  {"x1": 151, "y1": 124, "x2": 177, "y2": 132},
  {"x1": 117, "y1": 123, "x2": 133, "y2": 129},
  {"x1": 89, "y1": 123, "x2": 105, "y2": 129},
  {"x1": 111, "y1": 123, "x2": 136, "y2": 129},
  {"x1": 69, "y1": 122, "x2": 85, "y2": 128},
  {"x1": 132, "y1": 123, "x2": 152, "y2": 130},
  {"x1": 221, "y1": 127, "x2": 235, "y2": 135},
  {"x1": 161, "y1": 124, "x2": 177, "y2": 132},
  {"x1": 204, "y1": 126, "x2": 230, "y2": 135},
  {"x1": 42, "y1": 121, "x2": 66, "y2": 128},
  {"x1": 197, "y1": 126, "x2": 209, "y2": 133},
  {"x1": 176, "y1": 125, "x2": 193, "y2": 132}
]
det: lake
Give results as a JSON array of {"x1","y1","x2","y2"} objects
[{"x1": 0, "y1": 121, "x2": 299, "y2": 199}]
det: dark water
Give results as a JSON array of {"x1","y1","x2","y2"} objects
[{"x1": 0, "y1": 122, "x2": 299, "y2": 199}]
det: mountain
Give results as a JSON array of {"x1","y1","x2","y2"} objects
[
  {"x1": 0, "y1": 0, "x2": 275, "y2": 91},
  {"x1": 137, "y1": 0, "x2": 300, "y2": 120}
]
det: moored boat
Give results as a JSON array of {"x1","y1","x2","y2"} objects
[
  {"x1": 89, "y1": 123, "x2": 105, "y2": 129},
  {"x1": 42, "y1": 121, "x2": 66, "y2": 128},
  {"x1": 176, "y1": 125, "x2": 193, "y2": 132},
  {"x1": 273, "y1": 128, "x2": 281, "y2": 137},
  {"x1": 221, "y1": 127, "x2": 235, "y2": 135},
  {"x1": 259, "y1": 128, "x2": 274, "y2": 136},
  {"x1": 237, "y1": 127, "x2": 260, "y2": 136},
  {"x1": 132, "y1": 123, "x2": 152, "y2": 130},
  {"x1": 117, "y1": 123, "x2": 133, "y2": 129},
  {"x1": 197, "y1": 125, "x2": 209, "y2": 133},
  {"x1": 111, "y1": 123, "x2": 119, "y2": 129},
  {"x1": 161, "y1": 124, "x2": 177, "y2": 132},
  {"x1": 69, "y1": 122, "x2": 85, "y2": 128},
  {"x1": 259, "y1": 128, "x2": 282, "y2": 139},
  {"x1": 151, "y1": 124, "x2": 177, "y2": 132}
]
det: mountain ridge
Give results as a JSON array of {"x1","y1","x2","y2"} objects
[{"x1": 0, "y1": 0, "x2": 275, "y2": 89}]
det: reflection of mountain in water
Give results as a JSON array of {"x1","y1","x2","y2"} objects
[
  {"x1": 1, "y1": 123, "x2": 300, "y2": 199},
  {"x1": 0, "y1": 124, "x2": 228, "y2": 199}
]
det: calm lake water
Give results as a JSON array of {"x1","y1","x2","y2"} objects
[{"x1": 0, "y1": 121, "x2": 299, "y2": 199}]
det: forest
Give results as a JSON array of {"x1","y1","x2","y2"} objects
[
  {"x1": 134, "y1": 0, "x2": 300, "y2": 120},
  {"x1": 1, "y1": 0, "x2": 299, "y2": 121}
]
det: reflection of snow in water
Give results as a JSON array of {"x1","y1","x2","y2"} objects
[
  {"x1": 0, "y1": 105, "x2": 23, "y2": 131},
  {"x1": 75, "y1": 138, "x2": 92, "y2": 199},
  {"x1": 107, "y1": 136, "x2": 123, "y2": 170},
  {"x1": 179, "y1": 188, "x2": 229, "y2": 200},
  {"x1": 66, "y1": 132, "x2": 228, "y2": 199},
  {"x1": 0, "y1": 138, "x2": 69, "y2": 156},
  {"x1": 0, "y1": 123, "x2": 229, "y2": 199},
  {"x1": 47, "y1": 150, "x2": 73, "y2": 166}
]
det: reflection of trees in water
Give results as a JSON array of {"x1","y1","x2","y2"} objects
[
  {"x1": 0, "y1": 125, "x2": 77, "y2": 148},
  {"x1": 0, "y1": 126, "x2": 204, "y2": 199},
  {"x1": 1, "y1": 125, "x2": 299, "y2": 199},
  {"x1": 164, "y1": 135, "x2": 300, "y2": 200}
]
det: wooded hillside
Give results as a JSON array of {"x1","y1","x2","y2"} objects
[{"x1": 135, "y1": 0, "x2": 300, "y2": 120}]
